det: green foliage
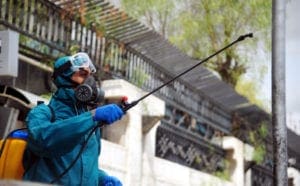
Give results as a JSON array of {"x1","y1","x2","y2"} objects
[
  {"x1": 252, "y1": 145, "x2": 266, "y2": 164},
  {"x1": 194, "y1": 155, "x2": 202, "y2": 164},
  {"x1": 120, "y1": 0, "x2": 272, "y2": 106},
  {"x1": 19, "y1": 35, "x2": 60, "y2": 67},
  {"x1": 168, "y1": 0, "x2": 271, "y2": 86},
  {"x1": 214, "y1": 169, "x2": 230, "y2": 181},
  {"x1": 121, "y1": 0, "x2": 175, "y2": 36},
  {"x1": 20, "y1": 35, "x2": 50, "y2": 54},
  {"x1": 40, "y1": 93, "x2": 52, "y2": 100},
  {"x1": 258, "y1": 121, "x2": 268, "y2": 138},
  {"x1": 69, "y1": 43, "x2": 81, "y2": 54},
  {"x1": 131, "y1": 68, "x2": 149, "y2": 87},
  {"x1": 213, "y1": 160, "x2": 230, "y2": 181},
  {"x1": 248, "y1": 122, "x2": 268, "y2": 164},
  {"x1": 249, "y1": 131, "x2": 256, "y2": 144},
  {"x1": 235, "y1": 78, "x2": 270, "y2": 112}
]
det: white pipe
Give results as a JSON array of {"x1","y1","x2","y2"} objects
[{"x1": 18, "y1": 54, "x2": 53, "y2": 73}]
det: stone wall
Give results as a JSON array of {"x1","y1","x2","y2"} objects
[{"x1": 99, "y1": 79, "x2": 233, "y2": 186}]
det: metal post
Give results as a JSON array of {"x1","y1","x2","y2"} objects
[{"x1": 272, "y1": 0, "x2": 288, "y2": 185}]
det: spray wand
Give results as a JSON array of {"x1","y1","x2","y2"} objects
[
  {"x1": 120, "y1": 33, "x2": 253, "y2": 111},
  {"x1": 50, "y1": 33, "x2": 253, "y2": 183}
]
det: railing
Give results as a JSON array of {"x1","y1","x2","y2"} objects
[
  {"x1": 155, "y1": 121, "x2": 226, "y2": 174},
  {"x1": 0, "y1": 1, "x2": 279, "y2": 183},
  {"x1": 0, "y1": 0, "x2": 232, "y2": 133},
  {"x1": 101, "y1": 41, "x2": 232, "y2": 133},
  {"x1": 164, "y1": 103, "x2": 225, "y2": 144},
  {"x1": 251, "y1": 165, "x2": 273, "y2": 186},
  {"x1": 0, "y1": 0, "x2": 71, "y2": 53},
  {"x1": 0, "y1": 0, "x2": 108, "y2": 62}
]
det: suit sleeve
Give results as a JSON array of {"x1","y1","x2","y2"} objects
[{"x1": 25, "y1": 104, "x2": 97, "y2": 157}]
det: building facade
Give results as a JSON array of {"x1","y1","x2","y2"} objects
[{"x1": 0, "y1": 0, "x2": 299, "y2": 185}]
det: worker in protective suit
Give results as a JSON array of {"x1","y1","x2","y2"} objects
[{"x1": 23, "y1": 52, "x2": 124, "y2": 186}]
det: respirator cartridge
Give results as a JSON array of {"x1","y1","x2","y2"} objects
[{"x1": 75, "y1": 76, "x2": 105, "y2": 105}]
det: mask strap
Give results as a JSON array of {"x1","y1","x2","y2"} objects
[
  {"x1": 56, "y1": 75, "x2": 80, "y2": 88},
  {"x1": 52, "y1": 61, "x2": 72, "y2": 79},
  {"x1": 52, "y1": 61, "x2": 80, "y2": 88}
]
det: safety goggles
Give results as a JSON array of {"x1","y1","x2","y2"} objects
[{"x1": 70, "y1": 52, "x2": 96, "y2": 73}]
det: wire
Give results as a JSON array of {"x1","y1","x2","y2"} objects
[
  {"x1": 50, "y1": 123, "x2": 103, "y2": 184},
  {"x1": 1, "y1": 33, "x2": 253, "y2": 183},
  {"x1": 0, "y1": 123, "x2": 104, "y2": 184},
  {"x1": 123, "y1": 33, "x2": 253, "y2": 111}
]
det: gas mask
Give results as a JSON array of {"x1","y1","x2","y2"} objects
[
  {"x1": 75, "y1": 76, "x2": 105, "y2": 105},
  {"x1": 52, "y1": 52, "x2": 97, "y2": 88}
]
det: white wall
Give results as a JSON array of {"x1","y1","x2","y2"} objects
[
  {"x1": 99, "y1": 80, "x2": 234, "y2": 186},
  {"x1": 288, "y1": 167, "x2": 300, "y2": 186}
]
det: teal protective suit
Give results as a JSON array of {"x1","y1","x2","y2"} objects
[{"x1": 23, "y1": 56, "x2": 108, "y2": 185}]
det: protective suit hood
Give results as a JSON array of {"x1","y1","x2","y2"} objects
[{"x1": 52, "y1": 56, "x2": 75, "y2": 88}]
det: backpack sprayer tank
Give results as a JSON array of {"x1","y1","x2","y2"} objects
[{"x1": 0, "y1": 129, "x2": 28, "y2": 179}]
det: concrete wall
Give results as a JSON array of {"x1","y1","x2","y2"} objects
[
  {"x1": 288, "y1": 167, "x2": 300, "y2": 186},
  {"x1": 1, "y1": 79, "x2": 281, "y2": 186},
  {"x1": 99, "y1": 79, "x2": 234, "y2": 186}
]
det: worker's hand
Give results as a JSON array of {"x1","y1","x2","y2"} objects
[
  {"x1": 92, "y1": 104, "x2": 124, "y2": 124},
  {"x1": 102, "y1": 175, "x2": 122, "y2": 186}
]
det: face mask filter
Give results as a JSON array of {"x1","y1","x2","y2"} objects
[{"x1": 75, "y1": 76, "x2": 105, "y2": 105}]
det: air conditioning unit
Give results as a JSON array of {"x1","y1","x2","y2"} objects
[{"x1": 0, "y1": 30, "x2": 19, "y2": 77}]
